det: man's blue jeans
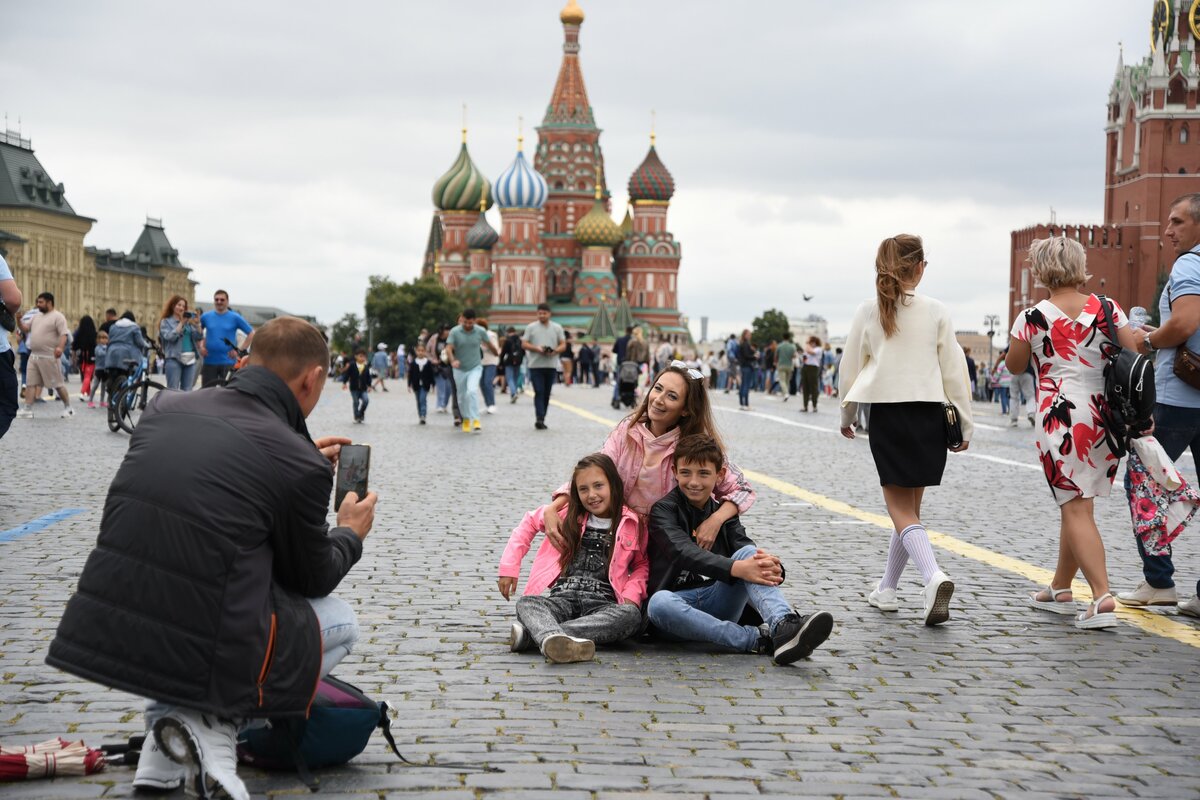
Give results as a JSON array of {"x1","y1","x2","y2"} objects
[
  {"x1": 646, "y1": 545, "x2": 791, "y2": 652},
  {"x1": 505, "y1": 365, "x2": 520, "y2": 398},
  {"x1": 1126, "y1": 403, "x2": 1200, "y2": 593},
  {"x1": 529, "y1": 367, "x2": 556, "y2": 423},
  {"x1": 738, "y1": 365, "x2": 755, "y2": 406},
  {"x1": 453, "y1": 365, "x2": 482, "y2": 422}
]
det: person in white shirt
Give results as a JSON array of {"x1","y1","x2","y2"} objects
[{"x1": 838, "y1": 234, "x2": 973, "y2": 627}]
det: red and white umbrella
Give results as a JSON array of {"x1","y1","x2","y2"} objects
[{"x1": 0, "y1": 738, "x2": 107, "y2": 781}]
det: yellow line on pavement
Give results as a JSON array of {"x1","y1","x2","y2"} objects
[{"x1": 549, "y1": 395, "x2": 1200, "y2": 650}]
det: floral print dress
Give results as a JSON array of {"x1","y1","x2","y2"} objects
[{"x1": 1010, "y1": 294, "x2": 1128, "y2": 506}]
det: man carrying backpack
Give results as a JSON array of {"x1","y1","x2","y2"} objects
[
  {"x1": 46, "y1": 317, "x2": 379, "y2": 800},
  {"x1": 1120, "y1": 192, "x2": 1200, "y2": 618}
]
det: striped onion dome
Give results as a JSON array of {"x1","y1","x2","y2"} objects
[
  {"x1": 466, "y1": 211, "x2": 499, "y2": 250},
  {"x1": 575, "y1": 198, "x2": 623, "y2": 248},
  {"x1": 494, "y1": 147, "x2": 549, "y2": 209},
  {"x1": 432, "y1": 140, "x2": 493, "y2": 212},
  {"x1": 627, "y1": 145, "x2": 675, "y2": 202}
]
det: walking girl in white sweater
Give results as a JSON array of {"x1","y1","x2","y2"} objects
[{"x1": 838, "y1": 234, "x2": 974, "y2": 626}]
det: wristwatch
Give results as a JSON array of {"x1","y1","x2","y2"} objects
[{"x1": 1144, "y1": 332, "x2": 1157, "y2": 354}]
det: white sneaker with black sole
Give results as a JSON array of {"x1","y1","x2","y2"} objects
[
  {"x1": 922, "y1": 571, "x2": 954, "y2": 626},
  {"x1": 131, "y1": 732, "x2": 187, "y2": 792},
  {"x1": 153, "y1": 708, "x2": 249, "y2": 800}
]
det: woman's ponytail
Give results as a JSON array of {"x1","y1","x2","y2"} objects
[{"x1": 874, "y1": 234, "x2": 924, "y2": 338}]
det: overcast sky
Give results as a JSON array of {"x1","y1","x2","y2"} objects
[{"x1": 3, "y1": 1, "x2": 1152, "y2": 340}]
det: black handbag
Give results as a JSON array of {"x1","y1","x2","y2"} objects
[{"x1": 943, "y1": 402, "x2": 963, "y2": 448}]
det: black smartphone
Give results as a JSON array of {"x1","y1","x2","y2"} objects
[
  {"x1": 335, "y1": 444, "x2": 370, "y2": 511},
  {"x1": 184, "y1": 311, "x2": 195, "y2": 318}
]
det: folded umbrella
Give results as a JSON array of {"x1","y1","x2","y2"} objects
[{"x1": 0, "y1": 738, "x2": 107, "y2": 781}]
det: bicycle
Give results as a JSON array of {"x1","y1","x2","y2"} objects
[
  {"x1": 213, "y1": 337, "x2": 250, "y2": 386},
  {"x1": 108, "y1": 341, "x2": 166, "y2": 434}
]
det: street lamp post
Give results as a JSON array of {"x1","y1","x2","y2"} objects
[{"x1": 984, "y1": 313, "x2": 1000, "y2": 370}]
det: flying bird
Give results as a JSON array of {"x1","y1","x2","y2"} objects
[{"x1": 802, "y1": 294, "x2": 814, "y2": 302}]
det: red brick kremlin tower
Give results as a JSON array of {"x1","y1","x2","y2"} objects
[
  {"x1": 421, "y1": 0, "x2": 688, "y2": 342},
  {"x1": 1009, "y1": 1, "x2": 1200, "y2": 329}
]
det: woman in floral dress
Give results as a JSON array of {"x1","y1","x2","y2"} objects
[{"x1": 1006, "y1": 237, "x2": 1142, "y2": 630}]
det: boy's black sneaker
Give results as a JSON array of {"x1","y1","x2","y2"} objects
[{"x1": 771, "y1": 611, "x2": 834, "y2": 665}]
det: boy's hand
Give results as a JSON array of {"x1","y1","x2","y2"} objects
[
  {"x1": 497, "y1": 576, "x2": 517, "y2": 600},
  {"x1": 731, "y1": 550, "x2": 783, "y2": 586},
  {"x1": 693, "y1": 516, "x2": 722, "y2": 551}
]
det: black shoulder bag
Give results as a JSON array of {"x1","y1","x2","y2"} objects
[{"x1": 1096, "y1": 295, "x2": 1155, "y2": 455}]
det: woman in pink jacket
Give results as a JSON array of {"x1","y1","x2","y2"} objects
[
  {"x1": 498, "y1": 453, "x2": 648, "y2": 663},
  {"x1": 541, "y1": 362, "x2": 756, "y2": 551}
]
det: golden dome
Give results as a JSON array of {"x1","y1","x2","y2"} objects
[{"x1": 560, "y1": 0, "x2": 584, "y2": 25}]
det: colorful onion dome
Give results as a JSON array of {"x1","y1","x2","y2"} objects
[
  {"x1": 627, "y1": 144, "x2": 674, "y2": 202},
  {"x1": 575, "y1": 198, "x2": 622, "y2": 248},
  {"x1": 494, "y1": 144, "x2": 549, "y2": 209},
  {"x1": 560, "y1": 0, "x2": 584, "y2": 25},
  {"x1": 466, "y1": 212, "x2": 498, "y2": 250},
  {"x1": 432, "y1": 134, "x2": 493, "y2": 212}
]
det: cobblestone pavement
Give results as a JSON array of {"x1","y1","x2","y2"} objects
[{"x1": 3, "y1": 378, "x2": 1200, "y2": 799}]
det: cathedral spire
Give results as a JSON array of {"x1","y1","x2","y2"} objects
[{"x1": 543, "y1": 1, "x2": 595, "y2": 127}]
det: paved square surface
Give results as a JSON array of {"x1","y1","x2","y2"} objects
[{"x1": 2, "y1": 378, "x2": 1199, "y2": 798}]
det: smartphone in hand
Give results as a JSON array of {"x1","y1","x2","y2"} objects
[{"x1": 335, "y1": 444, "x2": 371, "y2": 511}]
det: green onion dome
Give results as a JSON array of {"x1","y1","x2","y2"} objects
[{"x1": 432, "y1": 137, "x2": 493, "y2": 212}]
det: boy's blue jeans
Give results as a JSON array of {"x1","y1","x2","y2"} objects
[
  {"x1": 414, "y1": 386, "x2": 428, "y2": 418},
  {"x1": 646, "y1": 545, "x2": 791, "y2": 652},
  {"x1": 350, "y1": 389, "x2": 368, "y2": 420}
]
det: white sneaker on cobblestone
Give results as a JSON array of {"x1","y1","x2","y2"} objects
[
  {"x1": 509, "y1": 622, "x2": 532, "y2": 652},
  {"x1": 923, "y1": 571, "x2": 954, "y2": 626},
  {"x1": 132, "y1": 731, "x2": 186, "y2": 791},
  {"x1": 16, "y1": 407, "x2": 32, "y2": 418},
  {"x1": 1115, "y1": 581, "x2": 1177, "y2": 607},
  {"x1": 541, "y1": 634, "x2": 594, "y2": 663},
  {"x1": 153, "y1": 708, "x2": 249, "y2": 800},
  {"x1": 868, "y1": 584, "x2": 899, "y2": 612},
  {"x1": 1178, "y1": 596, "x2": 1200, "y2": 618},
  {"x1": 60, "y1": 406, "x2": 74, "y2": 418}
]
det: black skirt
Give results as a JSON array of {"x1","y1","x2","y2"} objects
[{"x1": 867, "y1": 401, "x2": 948, "y2": 487}]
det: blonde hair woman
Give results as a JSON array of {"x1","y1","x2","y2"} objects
[
  {"x1": 839, "y1": 234, "x2": 973, "y2": 626},
  {"x1": 1007, "y1": 236, "x2": 1139, "y2": 630}
]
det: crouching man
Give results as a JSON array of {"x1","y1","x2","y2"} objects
[
  {"x1": 46, "y1": 316, "x2": 378, "y2": 799},
  {"x1": 646, "y1": 434, "x2": 834, "y2": 665}
]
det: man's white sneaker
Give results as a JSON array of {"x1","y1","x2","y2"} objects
[
  {"x1": 153, "y1": 709, "x2": 249, "y2": 800},
  {"x1": 1177, "y1": 596, "x2": 1200, "y2": 618},
  {"x1": 16, "y1": 407, "x2": 32, "y2": 419},
  {"x1": 60, "y1": 406, "x2": 74, "y2": 418},
  {"x1": 131, "y1": 732, "x2": 187, "y2": 792},
  {"x1": 922, "y1": 571, "x2": 954, "y2": 626},
  {"x1": 868, "y1": 584, "x2": 899, "y2": 612},
  {"x1": 1115, "y1": 580, "x2": 1177, "y2": 607},
  {"x1": 486, "y1": 405, "x2": 496, "y2": 414}
]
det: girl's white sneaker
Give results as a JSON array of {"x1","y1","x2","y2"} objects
[
  {"x1": 922, "y1": 571, "x2": 954, "y2": 626},
  {"x1": 868, "y1": 584, "x2": 899, "y2": 612}
]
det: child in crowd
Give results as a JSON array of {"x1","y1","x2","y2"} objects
[
  {"x1": 498, "y1": 453, "x2": 647, "y2": 664},
  {"x1": 407, "y1": 343, "x2": 435, "y2": 425},
  {"x1": 89, "y1": 331, "x2": 109, "y2": 408},
  {"x1": 646, "y1": 434, "x2": 834, "y2": 665},
  {"x1": 340, "y1": 349, "x2": 373, "y2": 424}
]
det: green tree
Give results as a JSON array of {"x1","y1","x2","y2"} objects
[
  {"x1": 331, "y1": 312, "x2": 363, "y2": 354},
  {"x1": 751, "y1": 308, "x2": 790, "y2": 347},
  {"x1": 364, "y1": 275, "x2": 464, "y2": 352}
]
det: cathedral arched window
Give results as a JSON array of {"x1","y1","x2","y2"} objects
[{"x1": 1182, "y1": 125, "x2": 1190, "y2": 144}]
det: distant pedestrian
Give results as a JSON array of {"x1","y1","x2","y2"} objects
[
  {"x1": 1009, "y1": 236, "x2": 1136, "y2": 629},
  {"x1": 371, "y1": 343, "x2": 390, "y2": 392},
  {"x1": 104, "y1": 311, "x2": 146, "y2": 405},
  {"x1": 0, "y1": 252, "x2": 21, "y2": 438},
  {"x1": 341, "y1": 348, "x2": 373, "y2": 423},
  {"x1": 654, "y1": 339, "x2": 673, "y2": 379},
  {"x1": 839, "y1": 233, "x2": 973, "y2": 627},
  {"x1": 16, "y1": 292, "x2": 72, "y2": 419},
  {"x1": 610, "y1": 326, "x2": 632, "y2": 409},
  {"x1": 800, "y1": 336, "x2": 822, "y2": 412},
  {"x1": 72, "y1": 315, "x2": 98, "y2": 402},
  {"x1": 577, "y1": 336, "x2": 595, "y2": 388},
  {"x1": 560, "y1": 331, "x2": 575, "y2": 387},
  {"x1": 522, "y1": 303, "x2": 565, "y2": 430},
  {"x1": 426, "y1": 324, "x2": 459, "y2": 424},
  {"x1": 478, "y1": 319, "x2": 500, "y2": 413},
  {"x1": 90, "y1": 331, "x2": 109, "y2": 408},
  {"x1": 445, "y1": 308, "x2": 498, "y2": 433},
  {"x1": 199, "y1": 290, "x2": 254, "y2": 387},
  {"x1": 736, "y1": 330, "x2": 756, "y2": 410},
  {"x1": 775, "y1": 332, "x2": 796, "y2": 402},
  {"x1": 964, "y1": 347, "x2": 978, "y2": 400},
  {"x1": 1009, "y1": 355, "x2": 1036, "y2": 428},
  {"x1": 500, "y1": 325, "x2": 525, "y2": 403},
  {"x1": 158, "y1": 295, "x2": 202, "y2": 391},
  {"x1": 408, "y1": 343, "x2": 435, "y2": 425}
]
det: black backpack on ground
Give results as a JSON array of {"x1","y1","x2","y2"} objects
[{"x1": 1096, "y1": 295, "x2": 1155, "y2": 455}]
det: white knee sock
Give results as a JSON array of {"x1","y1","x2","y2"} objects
[
  {"x1": 899, "y1": 524, "x2": 940, "y2": 583},
  {"x1": 879, "y1": 529, "x2": 909, "y2": 589}
]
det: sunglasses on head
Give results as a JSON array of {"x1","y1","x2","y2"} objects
[{"x1": 670, "y1": 360, "x2": 703, "y2": 380}]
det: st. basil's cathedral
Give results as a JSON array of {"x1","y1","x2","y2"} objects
[{"x1": 421, "y1": 0, "x2": 688, "y2": 342}]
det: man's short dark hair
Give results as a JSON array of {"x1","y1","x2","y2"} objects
[
  {"x1": 354, "y1": 348, "x2": 366, "y2": 356},
  {"x1": 105, "y1": 308, "x2": 117, "y2": 317},
  {"x1": 462, "y1": 308, "x2": 477, "y2": 320},
  {"x1": 247, "y1": 316, "x2": 330, "y2": 381},
  {"x1": 506, "y1": 326, "x2": 516, "y2": 333},
  {"x1": 625, "y1": 326, "x2": 633, "y2": 334},
  {"x1": 537, "y1": 303, "x2": 551, "y2": 312},
  {"x1": 1172, "y1": 193, "x2": 1200, "y2": 222},
  {"x1": 37, "y1": 292, "x2": 54, "y2": 305},
  {"x1": 783, "y1": 331, "x2": 793, "y2": 340},
  {"x1": 214, "y1": 290, "x2": 229, "y2": 300},
  {"x1": 672, "y1": 434, "x2": 724, "y2": 470}
]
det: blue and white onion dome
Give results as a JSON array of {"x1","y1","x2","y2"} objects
[{"x1": 494, "y1": 145, "x2": 549, "y2": 209}]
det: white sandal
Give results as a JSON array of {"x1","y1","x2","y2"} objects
[
  {"x1": 1028, "y1": 586, "x2": 1077, "y2": 615},
  {"x1": 1075, "y1": 592, "x2": 1119, "y2": 630}
]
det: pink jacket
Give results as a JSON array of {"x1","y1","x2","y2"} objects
[
  {"x1": 498, "y1": 504, "x2": 649, "y2": 605},
  {"x1": 555, "y1": 419, "x2": 757, "y2": 516}
]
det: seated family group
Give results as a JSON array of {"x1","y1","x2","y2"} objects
[{"x1": 498, "y1": 361, "x2": 836, "y2": 665}]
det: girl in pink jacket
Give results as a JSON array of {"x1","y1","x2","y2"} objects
[
  {"x1": 542, "y1": 362, "x2": 756, "y2": 551},
  {"x1": 498, "y1": 453, "x2": 648, "y2": 663}
]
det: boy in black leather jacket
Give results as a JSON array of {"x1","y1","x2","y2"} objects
[{"x1": 647, "y1": 434, "x2": 834, "y2": 665}]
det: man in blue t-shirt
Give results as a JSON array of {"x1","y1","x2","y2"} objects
[
  {"x1": 0, "y1": 252, "x2": 23, "y2": 439},
  {"x1": 199, "y1": 289, "x2": 254, "y2": 387},
  {"x1": 1122, "y1": 192, "x2": 1200, "y2": 618}
]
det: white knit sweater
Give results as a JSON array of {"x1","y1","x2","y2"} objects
[{"x1": 838, "y1": 292, "x2": 975, "y2": 441}]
